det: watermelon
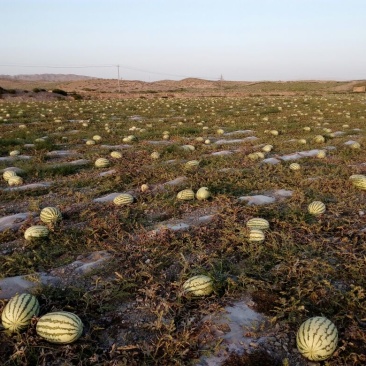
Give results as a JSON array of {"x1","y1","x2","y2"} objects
[
  {"x1": 3, "y1": 170, "x2": 17, "y2": 182},
  {"x1": 248, "y1": 229, "x2": 265, "y2": 243},
  {"x1": 1, "y1": 293, "x2": 40, "y2": 333},
  {"x1": 308, "y1": 201, "x2": 326, "y2": 216},
  {"x1": 177, "y1": 189, "x2": 195, "y2": 201},
  {"x1": 140, "y1": 184, "x2": 150, "y2": 192},
  {"x1": 196, "y1": 187, "x2": 211, "y2": 200},
  {"x1": 9, "y1": 150, "x2": 21, "y2": 156},
  {"x1": 314, "y1": 135, "x2": 325, "y2": 143},
  {"x1": 246, "y1": 218, "x2": 269, "y2": 230},
  {"x1": 181, "y1": 145, "x2": 195, "y2": 152},
  {"x1": 110, "y1": 151, "x2": 122, "y2": 158},
  {"x1": 296, "y1": 316, "x2": 338, "y2": 361},
  {"x1": 349, "y1": 174, "x2": 366, "y2": 190},
  {"x1": 183, "y1": 275, "x2": 214, "y2": 297},
  {"x1": 185, "y1": 160, "x2": 200, "y2": 170},
  {"x1": 24, "y1": 226, "x2": 49, "y2": 240},
  {"x1": 151, "y1": 151, "x2": 160, "y2": 159},
  {"x1": 36, "y1": 311, "x2": 83, "y2": 344},
  {"x1": 40, "y1": 207, "x2": 62, "y2": 224},
  {"x1": 113, "y1": 193, "x2": 134, "y2": 206},
  {"x1": 316, "y1": 150, "x2": 327, "y2": 158},
  {"x1": 92, "y1": 135, "x2": 102, "y2": 142},
  {"x1": 262, "y1": 145, "x2": 273, "y2": 152},
  {"x1": 350, "y1": 142, "x2": 360, "y2": 149},
  {"x1": 289, "y1": 163, "x2": 301, "y2": 171},
  {"x1": 8, "y1": 176, "x2": 23, "y2": 186},
  {"x1": 95, "y1": 158, "x2": 110, "y2": 168}
]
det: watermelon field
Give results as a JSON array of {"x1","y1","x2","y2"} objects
[{"x1": 0, "y1": 91, "x2": 366, "y2": 365}]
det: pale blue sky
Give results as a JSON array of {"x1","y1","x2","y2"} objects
[{"x1": 1, "y1": 0, "x2": 365, "y2": 81}]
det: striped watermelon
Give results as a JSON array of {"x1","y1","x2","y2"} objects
[
  {"x1": 256, "y1": 152, "x2": 265, "y2": 159},
  {"x1": 140, "y1": 184, "x2": 150, "y2": 192},
  {"x1": 349, "y1": 174, "x2": 366, "y2": 181},
  {"x1": 296, "y1": 316, "x2": 338, "y2": 361},
  {"x1": 3, "y1": 170, "x2": 18, "y2": 181},
  {"x1": 248, "y1": 229, "x2": 265, "y2": 243},
  {"x1": 9, "y1": 150, "x2": 21, "y2": 156},
  {"x1": 151, "y1": 151, "x2": 160, "y2": 159},
  {"x1": 247, "y1": 153, "x2": 262, "y2": 161},
  {"x1": 123, "y1": 135, "x2": 137, "y2": 142},
  {"x1": 262, "y1": 144, "x2": 273, "y2": 152},
  {"x1": 1, "y1": 293, "x2": 40, "y2": 333},
  {"x1": 289, "y1": 163, "x2": 301, "y2": 171},
  {"x1": 196, "y1": 187, "x2": 211, "y2": 200},
  {"x1": 40, "y1": 207, "x2": 62, "y2": 224},
  {"x1": 110, "y1": 151, "x2": 122, "y2": 158},
  {"x1": 177, "y1": 189, "x2": 195, "y2": 201},
  {"x1": 181, "y1": 145, "x2": 195, "y2": 152},
  {"x1": 349, "y1": 174, "x2": 366, "y2": 190},
  {"x1": 350, "y1": 142, "x2": 360, "y2": 149},
  {"x1": 95, "y1": 158, "x2": 110, "y2": 168},
  {"x1": 36, "y1": 311, "x2": 83, "y2": 344},
  {"x1": 246, "y1": 218, "x2": 269, "y2": 231},
  {"x1": 185, "y1": 160, "x2": 200, "y2": 170},
  {"x1": 92, "y1": 135, "x2": 102, "y2": 142},
  {"x1": 8, "y1": 176, "x2": 23, "y2": 186},
  {"x1": 308, "y1": 201, "x2": 326, "y2": 216},
  {"x1": 24, "y1": 225, "x2": 49, "y2": 241},
  {"x1": 316, "y1": 150, "x2": 327, "y2": 159},
  {"x1": 183, "y1": 275, "x2": 213, "y2": 297},
  {"x1": 113, "y1": 193, "x2": 134, "y2": 206},
  {"x1": 314, "y1": 135, "x2": 325, "y2": 143}
]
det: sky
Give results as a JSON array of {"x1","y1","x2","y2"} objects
[{"x1": 1, "y1": 0, "x2": 366, "y2": 82}]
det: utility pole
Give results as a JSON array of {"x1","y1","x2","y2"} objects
[
  {"x1": 117, "y1": 65, "x2": 121, "y2": 93},
  {"x1": 220, "y1": 74, "x2": 224, "y2": 95}
]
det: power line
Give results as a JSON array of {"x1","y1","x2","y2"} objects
[
  {"x1": 0, "y1": 64, "x2": 115, "y2": 68},
  {"x1": 0, "y1": 63, "x2": 220, "y2": 80}
]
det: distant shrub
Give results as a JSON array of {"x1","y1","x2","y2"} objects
[
  {"x1": 7, "y1": 89, "x2": 17, "y2": 94},
  {"x1": 33, "y1": 87, "x2": 46, "y2": 93},
  {"x1": 52, "y1": 89, "x2": 68, "y2": 96}
]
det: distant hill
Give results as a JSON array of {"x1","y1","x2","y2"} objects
[{"x1": 0, "y1": 74, "x2": 96, "y2": 82}]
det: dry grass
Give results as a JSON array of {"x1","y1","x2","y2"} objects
[{"x1": 0, "y1": 86, "x2": 366, "y2": 365}]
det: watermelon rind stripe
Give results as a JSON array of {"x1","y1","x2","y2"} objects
[
  {"x1": 2, "y1": 294, "x2": 39, "y2": 332},
  {"x1": 36, "y1": 312, "x2": 83, "y2": 343},
  {"x1": 297, "y1": 317, "x2": 338, "y2": 361},
  {"x1": 16, "y1": 295, "x2": 39, "y2": 323}
]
